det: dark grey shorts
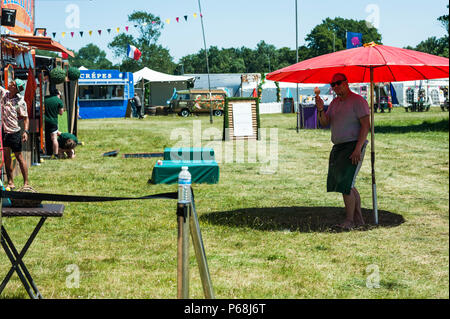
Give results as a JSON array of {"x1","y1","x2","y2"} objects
[
  {"x1": 2, "y1": 131, "x2": 22, "y2": 153},
  {"x1": 327, "y1": 140, "x2": 368, "y2": 195}
]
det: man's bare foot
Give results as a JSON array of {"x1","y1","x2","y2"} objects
[
  {"x1": 354, "y1": 211, "x2": 365, "y2": 227},
  {"x1": 336, "y1": 219, "x2": 355, "y2": 230}
]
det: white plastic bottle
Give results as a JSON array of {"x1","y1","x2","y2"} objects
[{"x1": 178, "y1": 166, "x2": 192, "y2": 204}]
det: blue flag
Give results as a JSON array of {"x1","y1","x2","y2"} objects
[
  {"x1": 346, "y1": 31, "x2": 363, "y2": 49},
  {"x1": 390, "y1": 83, "x2": 399, "y2": 105}
]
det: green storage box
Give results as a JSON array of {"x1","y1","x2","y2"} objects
[
  {"x1": 163, "y1": 148, "x2": 215, "y2": 161},
  {"x1": 150, "y1": 160, "x2": 219, "y2": 184}
]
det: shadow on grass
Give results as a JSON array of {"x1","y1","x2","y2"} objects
[
  {"x1": 285, "y1": 119, "x2": 448, "y2": 134},
  {"x1": 200, "y1": 206, "x2": 405, "y2": 233},
  {"x1": 374, "y1": 119, "x2": 449, "y2": 134}
]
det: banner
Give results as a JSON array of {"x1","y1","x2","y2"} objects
[
  {"x1": 1, "y1": 0, "x2": 34, "y2": 35},
  {"x1": 346, "y1": 31, "x2": 362, "y2": 49},
  {"x1": 47, "y1": 12, "x2": 202, "y2": 40}
]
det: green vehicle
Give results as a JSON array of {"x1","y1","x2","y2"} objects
[{"x1": 168, "y1": 89, "x2": 227, "y2": 117}]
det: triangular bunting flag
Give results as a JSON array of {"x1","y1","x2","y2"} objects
[
  {"x1": 80, "y1": 31, "x2": 84, "y2": 37},
  {"x1": 71, "y1": 32, "x2": 74, "y2": 37},
  {"x1": 165, "y1": 19, "x2": 170, "y2": 24},
  {"x1": 98, "y1": 30, "x2": 102, "y2": 35},
  {"x1": 52, "y1": 32, "x2": 56, "y2": 38},
  {"x1": 107, "y1": 29, "x2": 111, "y2": 34},
  {"x1": 125, "y1": 26, "x2": 129, "y2": 32},
  {"x1": 176, "y1": 17, "x2": 179, "y2": 22},
  {"x1": 193, "y1": 13, "x2": 197, "y2": 18},
  {"x1": 184, "y1": 15, "x2": 188, "y2": 21},
  {"x1": 89, "y1": 30, "x2": 93, "y2": 36},
  {"x1": 200, "y1": 13, "x2": 203, "y2": 18},
  {"x1": 62, "y1": 32, "x2": 66, "y2": 38},
  {"x1": 116, "y1": 27, "x2": 120, "y2": 33}
]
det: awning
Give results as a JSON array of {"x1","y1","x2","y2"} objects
[{"x1": 5, "y1": 35, "x2": 74, "y2": 57}]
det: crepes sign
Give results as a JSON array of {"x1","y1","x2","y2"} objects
[{"x1": 1, "y1": 0, "x2": 34, "y2": 35}]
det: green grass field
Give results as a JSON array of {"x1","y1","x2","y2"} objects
[{"x1": 1, "y1": 106, "x2": 448, "y2": 299}]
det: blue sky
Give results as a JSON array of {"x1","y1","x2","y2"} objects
[{"x1": 35, "y1": 0, "x2": 448, "y2": 64}]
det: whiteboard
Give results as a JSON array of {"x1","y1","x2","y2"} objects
[{"x1": 233, "y1": 103, "x2": 254, "y2": 137}]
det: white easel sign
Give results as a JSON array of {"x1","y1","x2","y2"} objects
[{"x1": 233, "y1": 103, "x2": 253, "y2": 137}]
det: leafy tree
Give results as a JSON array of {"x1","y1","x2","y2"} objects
[
  {"x1": 68, "y1": 43, "x2": 113, "y2": 69},
  {"x1": 305, "y1": 17, "x2": 382, "y2": 56},
  {"x1": 108, "y1": 11, "x2": 176, "y2": 73},
  {"x1": 177, "y1": 19, "x2": 383, "y2": 74},
  {"x1": 414, "y1": 37, "x2": 448, "y2": 57}
]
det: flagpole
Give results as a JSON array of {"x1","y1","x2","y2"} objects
[{"x1": 197, "y1": 0, "x2": 213, "y2": 124}]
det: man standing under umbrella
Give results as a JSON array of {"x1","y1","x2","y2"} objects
[{"x1": 316, "y1": 73, "x2": 370, "y2": 230}]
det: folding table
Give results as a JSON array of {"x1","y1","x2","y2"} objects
[{"x1": 0, "y1": 204, "x2": 64, "y2": 299}]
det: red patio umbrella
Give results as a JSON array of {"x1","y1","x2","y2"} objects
[{"x1": 267, "y1": 42, "x2": 449, "y2": 224}]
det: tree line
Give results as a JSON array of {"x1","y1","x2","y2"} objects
[{"x1": 44, "y1": 7, "x2": 447, "y2": 74}]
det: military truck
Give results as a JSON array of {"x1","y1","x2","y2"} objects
[{"x1": 168, "y1": 89, "x2": 227, "y2": 117}]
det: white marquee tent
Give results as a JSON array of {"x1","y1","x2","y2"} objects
[
  {"x1": 133, "y1": 67, "x2": 195, "y2": 106},
  {"x1": 133, "y1": 67, "x2": 194, "y2": 83}
]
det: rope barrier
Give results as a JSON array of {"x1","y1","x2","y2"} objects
[{"x1": 1, "y1": 190, "x2": 178, "y2": 202}]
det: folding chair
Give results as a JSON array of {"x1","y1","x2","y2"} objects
[{"x1": 0, "y1": 204, "x2": 64, "y2": 299}]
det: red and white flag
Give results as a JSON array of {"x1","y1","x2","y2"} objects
[{"x1": 127, "y1": 45, "x2": 142, "y2": 61}]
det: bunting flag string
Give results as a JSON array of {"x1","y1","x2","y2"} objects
[{"x1": 45, "y1": 12, "x2": 203, "y2": 40}]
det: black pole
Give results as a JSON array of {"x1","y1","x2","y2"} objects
[{"x1": 197, "y1": 0, "x2": 213, "y2": 124}]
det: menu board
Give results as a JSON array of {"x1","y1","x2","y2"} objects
[{"x1": 233, "y1": 102, "x2": 254, "y2": 137}]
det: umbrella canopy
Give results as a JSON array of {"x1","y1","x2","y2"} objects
[
  {"x1": 267, "y1": 43, "x2": 449, "y2": 224},
  {"x1": 267, "y1": 43, "x2": 449, "y2": 84}
]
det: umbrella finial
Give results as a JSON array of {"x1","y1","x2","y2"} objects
[{"x1": 363, "y1": 42, "x2": 378, "y2": 47}]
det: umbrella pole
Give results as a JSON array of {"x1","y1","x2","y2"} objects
[{"x1": 370, "y1": 68, "x2": 379, "y2": 225}]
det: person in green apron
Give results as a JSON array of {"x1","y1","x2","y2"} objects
[
  {"x1": 44, "y1": 88, "x2": 64, "y2": 157},
  {"x1": 57, "y1": 132, "x2": 79, "y2": 159}
]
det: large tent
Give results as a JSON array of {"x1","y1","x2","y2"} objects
[
  {"x1": 133, "y1": 67, "x2": 195, "y2": 106},
  {"x1": 133, "y1": 67, "x2": 194, "y2": 83}
]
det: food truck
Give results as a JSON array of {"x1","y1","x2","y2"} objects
[{"x1": 78, "y1": 69, "x2": 134, "y2": 119}]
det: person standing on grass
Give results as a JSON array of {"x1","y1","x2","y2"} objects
[
  {"x1": 316, "y1": 73, "x2": 370, "y2": 230},
  {"x1": 133, "y1": 92, "x2": 143, "y2": 119},
  {"x1": 44, "y1": 88, "x2": 64, "y2": 157},
  {"x1": 0, "y1": 79, "x2": 30, "y2": 189}
]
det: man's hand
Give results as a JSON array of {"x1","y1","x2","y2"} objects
[
  {"x1": 315, "y1": 95, "x2": 324, "y2": 111},
  {"x1": 22, "y1": 132, "x2": 28, "y2": 143},
  {"x1": 349, "y1": 147, "x2": 362, "y2": 165}
]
